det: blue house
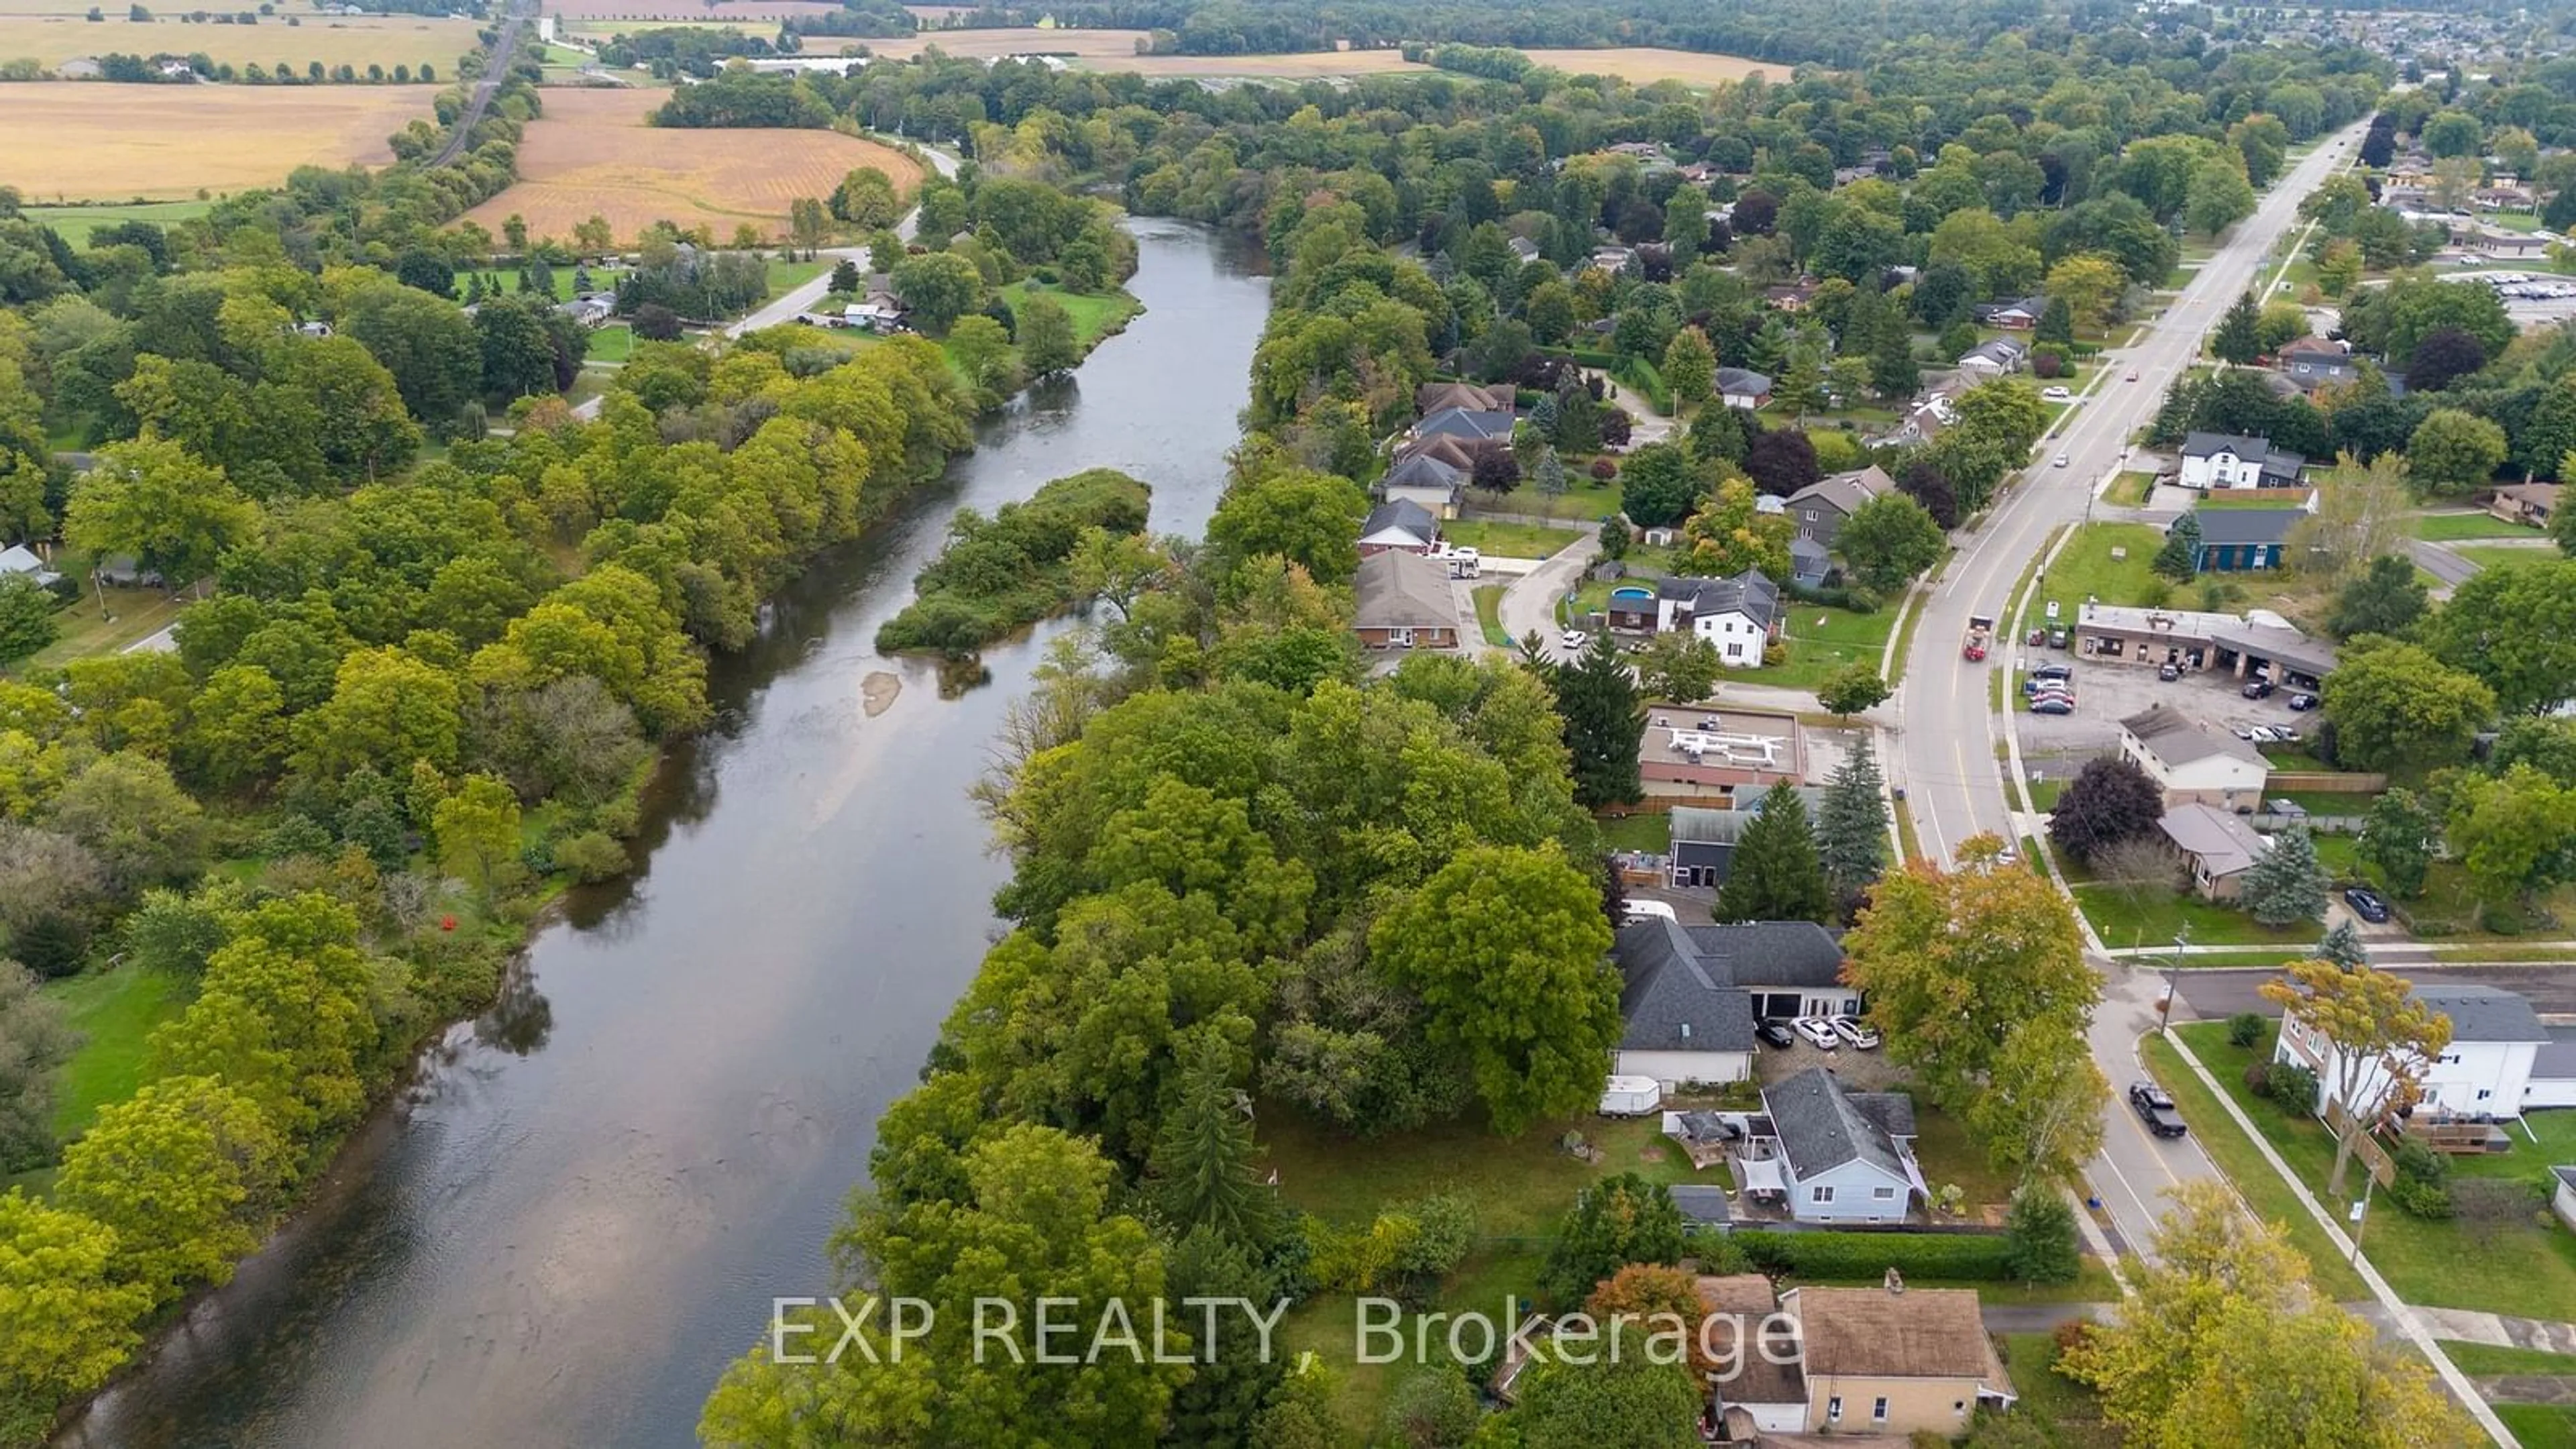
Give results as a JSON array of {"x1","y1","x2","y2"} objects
[{"x1": 2185, "y1": 507, "x2": 2302, "y2": 572}]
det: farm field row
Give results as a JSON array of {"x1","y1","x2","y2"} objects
[
  {"x1": 0, "y1": 84, "x2": 431, "y2": 199},
  {"x1": 0, "y1": 13, "x2": 474, "y2": 70},
  {"x1": 461, "y1": 87, "x2": 923, "y2": 246}
]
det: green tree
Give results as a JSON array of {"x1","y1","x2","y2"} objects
[
  {"x1": 432, "y1": 772, "x2": 522, "y2": 898},
  {"x1": 2320, "y1": 636, "x2": 2494, "y2": 772},
  {"x1": 147, "y1": 892, "x2": 377, "y2": 1140},
  {"x1": 1538, "y1": 1173, "x2": 1684, "y2": 1306},
  {"x1": 62, "y1": 436, "x2": 259, "y2": 589},
  {"x1": 119, "y1": 885, "x2": 232, "y2": 977},
  {"x1": 2493, "y1": 716, "x2": 2576, "y2": 786},
  {"x1": 1554, "y1": 633, "x2": 1646, "y2": 808},
  {"x1": 1870, "y1": 312, "x2": 1920, "y2": 400},
  {"x1": 2211, "y1": 290, "x2": 2263, "y2": 365},
  {"x1": 2002, "y1": 1187, "x2": 2081, "y2": 1284},
  {"x1": 53, "y1": 1075, "x2": 287, "y2": 1307},
  {"x1": 1016, "y1": 291, "x2": 1079, "y2": 376},
  {"x1": 1970, "y1": 1012, "x2": 2108, "y2": 1186},
  {"x1": 1511, "y1": 1324, "x2": 1703, "y2": 1449},
  {"x1": 1662, "y1": 326, "x2": 1715, "y2": 415},
  {"x1": 2241, "y1": 820, "x2": 2327, "y2": 927},
  {"x1": 1817, "y1": 663, "x2": 1890, "y2": 719},
  {"x1": 473, "y1": 294, "x2": 564, "y2": 401},
  {"x1": 47, "y1": 751, "x2": 207, "y2": 891},
  {"x1": 2036, "y1": 295, "x2": 2075, "y2": 347},
  {"x1": 890, "y1": 250, "x2": 987, "y2": 336},
  {"x1": 946, "y1": 313, "x2": 1020, "y2": 398},
  {"x1": 2406, "y1": 408, "x2": 2508, "y2": 496},
  {"x1": 179, "y1": 663, "x2": 285, "y2": 791},
  {"x1": 1533, "y1": 445, "x2": 1568, "y2": 504},
  {"x1": 2355, "y1": 787, "x2": 2436, "y2": 898},
  {"x1": 1816, "y1": 731, "x2": 1889, "y2": 902},
  {"x1": 1715, "y1": 780, "x2": 1831, "y2": 924},
  {"x1": 1145, "y1": 1032, "x2": 1277, "y2": 1247},
  {"x1": 2153, "y1": 513, "x2": 2202, "y2": 580},
  {"x1": 1617, "y1": 441, "x2": 1703, "y2": 529},
  {"x1": 292, "y1": 645, "x2": 463, "y2": 780},
  {"x1": 0, "y1": 961, "x2": 74, "y2": 1172},
  {"x1": 2047, "y1": 756, "x2": 2165, "y2": 867},
  {"x1": 0, "y1": 575, "x2": 55, "y2": 665},
  {"x1": 1836, "y1": 492, "x2": 1945, "y2": 592},
  {"x1": 0, "y1": 1189, "x2": 152, "y2": 1407},
  {"x1": 1205, "y1": 465, "x2": 1368, "y2": 586},
  {"x1": 2045, "y1": 252, "x2": 2126, "y2": 333},
  {"x1": 1680, "y1": 476, "x2": 1794, "y2": 582},
  {"x1": 2260, "y1": 961, "x2": 2452, "y2": 1195},
  {"x1": 2422, "y1": 559, "x2": 2576, "y2": 716},
  {"x1": 1637, "y1": 631, "x2": 1721, "y2": 704},
  {"x1": 2184, "y1": 155, "x2": 2257, "y2": 237},
  {"x1": 1369, "y1": 845, "x2": 1619, "y2": 1134},
  {"x1": 2326, "y1": 555, "x2": 2428, "y2": 641},
  {"x1": 2445, "y1": 764, "x2": 2576, "y2": 916},
  {"x1": 830, "y1": 165, "x2": 902, "y2": 227}
]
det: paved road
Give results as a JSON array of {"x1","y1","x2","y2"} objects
[
  {"x1": 1890, "y1": 123, "x2": 2367, "y2": 1263},
  {"x1": 429, "y1": 0, "x2": 539, "y2": 170},
  {"x1": 2176, "y1": 961, "x2": 2576, "y2": 1018},
  {"x1": 2412, "y1": 537, "x2": 2478, "y2": 588}
]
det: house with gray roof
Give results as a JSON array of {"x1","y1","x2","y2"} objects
[
  {"x1": 1352, "y1": 550, "x2": 1458, "y2": 651},
  {"x1": 1955, "y1": 337, "x2": 2028, "y2": 375},
  {"x1": 2155, "y1": 802, "x2": 2269, "y2": 901},
  {"x1": 1666, "y1": 792, "x2": 1832, "y2": 890},
  {"x1": 1611, "y1": 918, "x2": 1856, "y2": 1089},
  {"x1": 1785, "y1": 466, "x2": 1894, "y2": 548},
  {"x1": 1613, "y1": 570, "x2": 1780, "y2": 668},
  {"x1": 1357, "y1": 498, "x2": 1440, "y2": 557},
  {"x1": 2277, "y1": 981, "x2": 2576, "y2": 1122},
  {"x1": 2180, "y1": 431, "x2": 2306, "y2": 490},
  {"x1": 0, "y1": 543, "x2": 60, "y2": 589},
  {"x1": 1412, "y1": 406, "x2": 1516, "y2": 445},
  {"x1": 1788, "y1": 534, "x2": 1830, "y2": 588},
  {"x1": 1714, "y1": 367, "x2": 1772, "y2": 410},
  {"x1": 1379, "y1": 452, "x2": 1466, "y2": 519},
  {"x1": 2183, "y1": 506, "x2": 2306, "y2": 572},
  {"x1": 2117, "y1": 705, "x2": 2269, "y2": 809},
  {"x1": 1740, "y1": 1067, "x2": 1923, "y2": 1224}
]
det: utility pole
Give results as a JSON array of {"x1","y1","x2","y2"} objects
[
  {"x1": 2159, "y1": 920, "x2": 2192, "y2": 1036},
  {"x1": 2349, "y1": 1170, "x2": 2375, "y2": 1264}
]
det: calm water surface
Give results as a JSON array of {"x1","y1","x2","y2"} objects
[{"x1": 61, "y1": 221, "x2": 1269, "y2": 1449}]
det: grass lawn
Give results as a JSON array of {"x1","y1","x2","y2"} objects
[
  {"x1": 1471, "y1": 584, "x2": 1509, "y2": 648},
  {"x1": 2072, "y1": 883, "x2": 2319, "y2": 951},
  {"x1": 1997, "y1": 1332, "x2": 2123, "y2": 1448},
  {"x1": 2413, "y1": 511, "x2": 2544, "y2": 542},
  {"x1": 2171, "y1": 1021, "x2": 2576, "y2": 1320},
  {"x1": 1595, "y1": 810, "x2": 1670, "y2": 855},
  {"x1": 585, "y1": 323, "x2": 635, "y2": 364},
  {"x1": 2026, "y1": 523, "x2": 2166, "y2": 627},
  {"x1": 1766, "y1": 604, "x2": 1898, "y2": 692},
  {"x1": 2140, "y1": 1033, "x2": 2373, "y2": 1300},
  {"x1": 2029, "y1": 777, "x2": 2067, "y2": 812},
  {"x1": 761, "y1": 258, "x2": 827, "y2": 303},
  {"x1": 2321, "y1": 839, "x2": 2576, "y2": 938},
  {"x1": 24, "y1": 199, "x2": 213, "y2": 248},
  {"x1": 2104, "y1": 470, "x2": 2157, "y2": 506},
  {"x1": 2499, "y1": 1405, "x2": 2576, "y2": 1449},
  {"x1": 44, "y1": 965, "x2": 189, "y2": 1142},
  {"x1": 1460, "y1": 477, "x2": 1619, "y2": 522},
  {"x1": 2455, "y1": 543, "x2": 2564, "y2": 574},
  {"x1": 2439, "y1": 1341, "x2": 2576, "y2": 1377},
  {"x1": 1441, "y1": 519, "x2": 1581, "y2": 559},
  {"x1": 1909, "y1": 1106, "x2": 2016, "y2": 1210},
  {"x1": 1000, "y1": 280, "x2": 1140, "y2": 350},
  {"x1": 17, "y1": 582, "x2": 188, "y2": 672}
]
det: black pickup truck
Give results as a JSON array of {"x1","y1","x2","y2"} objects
[{"x1": 2129, "y1": 1082, "x2": 2188, "y2": 1138}]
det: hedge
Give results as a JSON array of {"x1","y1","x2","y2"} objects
[{"x1": 1733, "y1": 1229, "x2": 2015, "y2": 1281}]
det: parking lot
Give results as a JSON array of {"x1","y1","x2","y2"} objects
[{"x1": 2006, "y1": 647, "x2": 2318, "y2": 754}]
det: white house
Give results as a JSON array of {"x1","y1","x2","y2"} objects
[
  {"x1": 2179, "y1": 431, "x2": 2307, "y2": 490},
  {"x1": 2116, "y1": 706, "x2": 2269, "y2": 810},
  {"x1": 1955, "y1": 337, "x2": 2027, "y2": 375},
  {"x1": 1645, "y1": 571, "x2": 1780, "y2": 668},
  {"x1": 1714, "y1": 367, "x2": 1773, "y2": 410},
  {"x1": 2554, "y1": 1166, "x2": 2576, "y2": 1234},
  {"x1": 2275, "y1": 983, "x2": 2575, "y2": 1121},
  {"x1": 1740, "y1": 1067, "x2": 1923, "y2": 1225},
  {"x1": 0, "y1": 543, "x2": 60, "y2": 589}
]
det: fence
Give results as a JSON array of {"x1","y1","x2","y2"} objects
[
  {"x1": 2324, "y1": 1099, "x2": 2398, "y2": 1187},
  {"x1": 2269, "y1": 771, "x2": 2388, "y2": 792}
]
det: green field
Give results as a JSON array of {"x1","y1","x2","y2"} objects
[
  {"x1": 2455, "y1": 543, "x2": 2565, "y2": 574},
  {"x1": 1764, "y1": 602, "x2": 1898, "y2": 691},
  {"x1": 2498, "y1": 1405, "x2": 2576, "y2": 1449},
  {"x1": 1440, "y1": 518, "x2": 1582, "y2": 559},
  {"x1": 2439, "y1": 1342, "x2": 2576, "y2": 1377},
  {"x1": 23, "y1": 199, "x2": 211, "y2": 248},
  {"x1": 2171, "y1": 1022, "x2": 2576, "y2": 1321},
  {"x1": 1000, "y1": 279, "x2": 1140, "y2": 349},
  {"x1": 2023, "y1": 522, "x2": 2165, "y2": 630},
  {"x1": 2070, "y1": 881, "x2": 2319, "y2": 951},
  {"x1": 1471, "y1": 583, "x2": 1509, "y2": 647},
  {"x1": 2412, "y1": 511, "x2": 2544, "y2": 542},
  {"x1": 44, "y1": 965, "x2": 189, "y2": 1142},
  {"x1": 1594, "y1": 809, "x2": 1670, "y2": 855},
  {"x1": 586, "y1": 323, "x2": 635, "y2": 363},
  {"x1": 1997, "y1": 1332, "x2": 2123, "y2": 1448},
  {"x1": 2103, "y1": 470, "x2": 2157, "y2": 506}
]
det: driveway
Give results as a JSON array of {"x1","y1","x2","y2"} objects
[{"x1": 1499, "y1": 531, "x2": 1601, "y2": 658}]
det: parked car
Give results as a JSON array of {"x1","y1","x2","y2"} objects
[
  {"x1": 2272, "y1": 727, "x2": 2302, "y2": 743},
  {"x1": 2047, "y1": 625, "x2": 2070, "y2": 648},
  {"x1": 2243, "y1": 679, "x2": 2275, "y2": 699},
  {"x1": 2345, "y1": 885, "x2": 2392, "y2": 923},
  {"x1": 1559, "y1": 629, "x2": 1589, "y2": 651},
  {"x1": 1757, "y1": 1020, "x2": 1798, "y2": 1049},
  {"x1": 2246, "y1": 725, "x2": 2279, "y2": 743},
  {"x1": 2289, "y1": 692, "x2": 2320, "y2": 711},
  {"x1": 2129, "y1": 1082, "x2": 2188, "y2": 1138},
  {"x1": 2030, "y1": 696, "x2": 2075, "y2": 715},
  {"x1": 2033, "y1": 663, "x2": 2073, "y2": 681},
  {"x1": 2042, "y1": 386, "x2": 2073, "y2": 401},
  {"x1": 2158, "y1": 663, "x2": 2182, "y2": 682},
  {"x1": 1791, "y1": 1017, "x2": 1841, "y2": 1051},
  {"x1": 1829, "y1": 1016, "x2": 1881, "y2": 1049}
]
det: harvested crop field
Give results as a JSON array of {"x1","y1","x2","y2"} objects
[
  {"x1": 863, "y1": 31, "x2": 1799, "y2": 85},
  {"x1": 1517, "y1": 48, "x2": 1799, "y2": 85},
  {"x1": 0, "y1": 85, "x2": 432, "y2": 201},
  {"x1": 546, "y1": 0, "x2": 839, "y2": 19},
  {"x1": 462, "y1": 89, "x2": 924, "y2": 245},
  {"x1": 863, "y1": 26, "x2": 1159, "y2": 60},
  {"x1": 0, "y1": 14, "x2": 478, "y2": 71}
]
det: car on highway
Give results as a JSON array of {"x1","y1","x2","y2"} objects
[
  {"x1": 1829, "y1": 1016, "x2": 1881, "y2": 1049},
  {"x1": 2029, "y1": 695, "x2": 2075, "y2": 715},
  {"x1": 2129, "y1": 1082, "x2": 2188, "y2": 1138},
  {"x1": 2289, "y1": 692, "x2": 2320, "y2": 711},
  {"x1": 2053, "y1": 452, "x2": 2070, "y2": 467},
  {"x1": 2125, "y1": 369, "x2": 2140, "y2": 381},
  {"x1": 1756, "y1": 1020, "x2": 1798, "y2": 1050},
  {"x1": 1559, "y1": 629, "x2": 1588, "y2": 651},
  {"x1": 2345, "y1": 885, "x2": 2392, "y2": 923},
  {"x1": 2242, "y1": 679, "x2": 2275, "y2": 699},
  {"x1": 2158, "y1": 663, "x2": 2182, "y2": 682},
  {"x1": 1791, "y1": 1017, "x2": 1841, "y2": 1051}
]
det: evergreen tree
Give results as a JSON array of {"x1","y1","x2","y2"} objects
[
  {"x1": 1555, "y1": 635, "x2": 1646, "y2": 808},
  {"x1": 2318, "y1": 918, "x2": 2366, "y2": 968},
  {"x1": 1869, "y1": 313, "x2": 1919, "y2": 400},
  {"x1": 1715, "y1": 780, "x2": 1832, "y2": 924},
  {"x1": 1534, "y1": 446, "x2": 1568, "y2": 502},
  {"x1": 1817, "y1": 734, "x2": 1890, "y2": 905},
  {"x1": 2212, "y1": 290, "x2": 2263, "y2": 365},
  {"x1": 2002, "y1": 1187, "x2": 2081, "y2": 1284},
  {"x1": 2037, "y1": 295, "x2": 2076, "y2": 346},
  {"x1": 1146, "y1": 1033, "x2": 1277, "y2": 1247},
  {"x1": 2153, "y1": 513, "x2": 2202, "y2": 580},
  {"x1": 2241, "y1": 821, "x2": 2328, "y2": 927}
]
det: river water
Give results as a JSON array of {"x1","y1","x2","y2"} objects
[{"x1": 61, "y1": 221, "x2": 1270, "y2": 1449}]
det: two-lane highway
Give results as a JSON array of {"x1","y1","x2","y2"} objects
[{"x1": 1891, "y1": 124, "x2": 2365, "y2": 1260}]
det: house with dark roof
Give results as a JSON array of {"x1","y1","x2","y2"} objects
[
  {"x1": 1972, "y1": 294, "x2": 2045, "y2": 329},
  {"x1": 1396, "y1": 433, "x2": 1482, "y2": 474},
  {"x1": 2276, "y1": 982, "x2": 2576, "y2": 1121},
  {"x1": 2276, "y1": 335, "x2": 2361, "y2": 392},
  {"x1": 1411, "y1": 406, "x2": 1515, "y2": 445},
  {"x1": 1714, "y1": 367, "x2": 1772, "y2": 410},
  {"x1": 2155, "y1": 803, "x2": 2269, "y2": 901},
  {"x1": 1698, "y1": 1274, "x2": 1809, "y2": 1437},
  {"x1": 1610, "y1": 919, "x2": 1856, "y2": 1089},
  {"x1": 2209, "y1": 621, "x2": 2338, "y2": 688},
  {"x1": 1378, "y1": 452, "x2": 1466, "y2": 519},
  {"x1": 1739, "y1": 1067, "x2": 1923, "y2": 1224},
  {"x1": 1955, "y1": 337, "x2": 2028, "y2": 375},
  {"x1": 1415, "y1": 380, "x2": 1512, "y2": 416},
  {"x1": 2180, "y1": 432, "x2": 2306, "y2": 490},
  {"x1": 1789, "y1": 534, "x2": 1831, "y2": 588},
  {"x1": 1356, "y1": 498, "x2": 1440, "y2": 557},
  {"x1": 1607, "y1": 570, "x2": 1780, "y2": 667},
  {"x1": 1665, "y1": 791, "x2": 1832, "y2": 889},
  {"x1": 1786, "y1": 466, "x2": 1894, "y2": 548},
  {"x1": 2118, "y1": 705, "x2": 2269, "y2": 809},
  {"x1": 0, "y1": 543, "x2": 61, "y2": 589},
  {"x1": 2182, "y1": 504, "x2": 2306, "y2": 571},
  {"x1": 1352, "y1": 550, "x2": 1458, "y2": 651}
]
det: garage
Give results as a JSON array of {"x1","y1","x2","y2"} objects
[{"x1": 1756, "y1": 991, "x2": 1804, "y2": 1021}]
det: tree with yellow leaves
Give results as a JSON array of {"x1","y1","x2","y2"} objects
[{"x1": 2261, "y1": 958, "x2": 2451, "y2": 1195}]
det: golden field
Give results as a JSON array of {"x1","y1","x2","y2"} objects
[
  {"x1": 1517, "y1": 47, "x2": 1798, "y2": 85},
  {"x1": 0, "y1": 13, "x2": 477, "y2": 70},
  {"x1": 547, "y1": 0, "x2": 839, "y2": 20},
  {"x1": 852, "y1": 31, "x2": 1802, "y2": 85},
  {"x1": 0, "y1": 85, "x2": 433, "y2": 201},
  {"x1": 462, "y1": 88, "x2": 925, "y2": 244}
]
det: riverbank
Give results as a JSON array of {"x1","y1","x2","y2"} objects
[{"x1": 55, "y1": 221, "x2": 1271, "y2": 1449}]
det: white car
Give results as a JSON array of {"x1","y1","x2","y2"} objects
[
  {"x1": 1792, "y1": 1017, "x2": 1841, "y2": 1051},
  {"x1": 1559, "y1": 629, "x2": 1588, "y2": 651},
  {"x1": 1829, "y1": 1016, "x2": 1881, "y2": 1050},
  {"x1": 2245, "y1": 724, "x2": 2279, "y2": 743},
  {"x1": 2053, "y1": 452, "x2": 2070, "y2": 468},
  {"x1": 2042, "y1": 386, "x2": 2073, "y2": 401}
]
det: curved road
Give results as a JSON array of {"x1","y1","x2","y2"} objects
[
  {"x1": 428, "y1": 0, "x2": 539, "y2": 170},
  {"x1": 1888, "y1": 124, "x2": 2365, "y2": 1263}
]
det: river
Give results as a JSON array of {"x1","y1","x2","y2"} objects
[{"x1": 60, "y1": 221, "x2": 1271, "y2": 1449}]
